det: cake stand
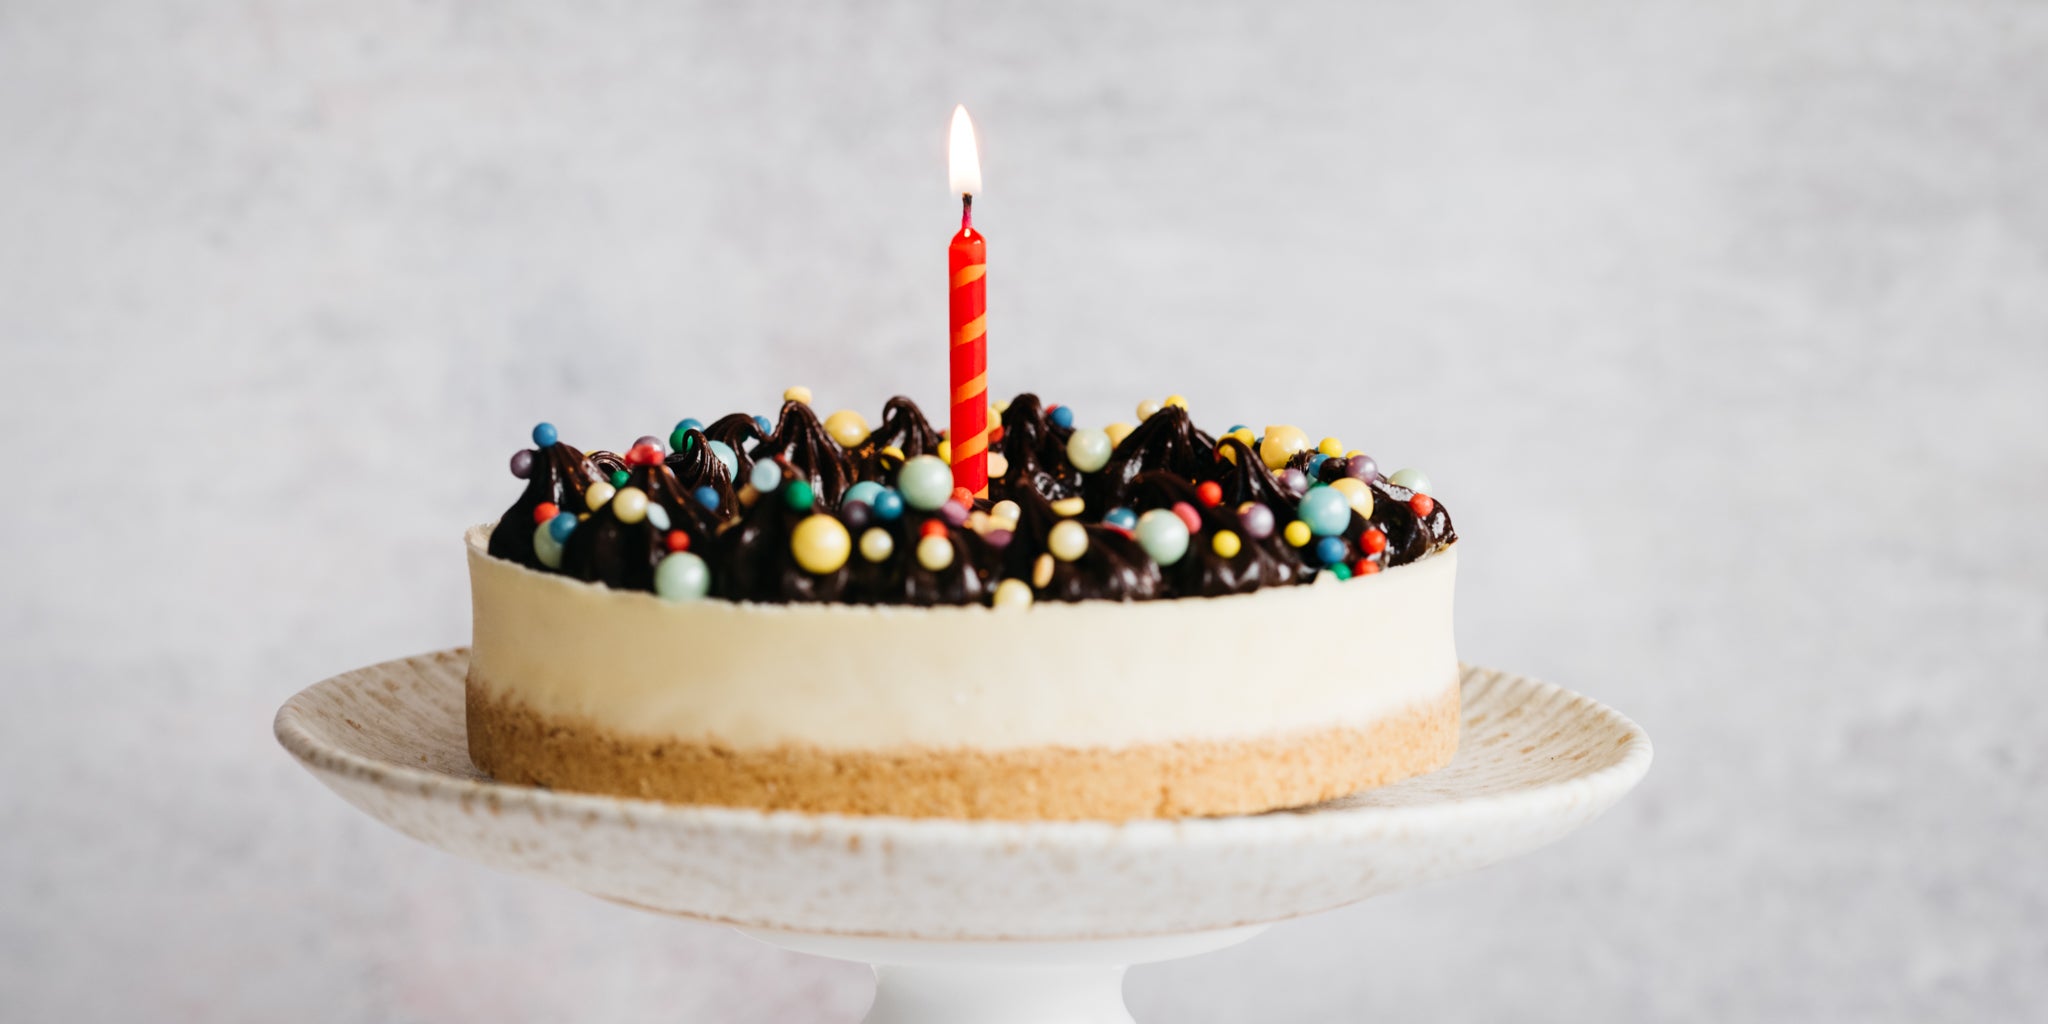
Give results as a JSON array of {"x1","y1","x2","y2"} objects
[{"x1": 276, "y1": 650, "x2": 1651, "y2": 1023}]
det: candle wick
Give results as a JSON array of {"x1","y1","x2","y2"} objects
[{"x1": 960, "y1": 194, "x2": 973, "y2": 231}]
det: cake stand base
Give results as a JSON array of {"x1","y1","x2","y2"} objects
[
  {"x1": 276, "y1": 652, "x2": 1651, "y2": 1020},
  {"x1": 746, "y1": 926, "x2": 1267, "y2": 1024}
]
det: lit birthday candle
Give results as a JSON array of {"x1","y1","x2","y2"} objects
[{"x1": 947, "y1": 105, "x2": 989, "y2": 497}]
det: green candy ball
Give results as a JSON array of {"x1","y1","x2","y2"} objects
[
  {"x1": 1135, "y1": 508, "x2": 1191, "y2": 566},
  {"x1": 1066, "y1": 428, "x2": 1113, "y2": 473},
  {"x1": 783, "y1": 479, "x2": 816, "y2": 511},
  {"x1": 897, "y1": 455, "x2": 955, "y2": 511},
  {"x1": 654, "y1": 552, "x2": 711, "y2": 601}
]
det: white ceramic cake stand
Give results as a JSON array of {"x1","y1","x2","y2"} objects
[{"x1": 276, "y1": 651, "x2": 1650, "y2": 1023}]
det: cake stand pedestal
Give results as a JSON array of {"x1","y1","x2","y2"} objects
[{"x1": 276, "y1": 651, "x2": 1651, "y2": 1024}]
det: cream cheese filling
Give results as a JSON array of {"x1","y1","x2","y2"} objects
[{"x1": 466, "y1": 525, "x2": 1457, "y2": 751}]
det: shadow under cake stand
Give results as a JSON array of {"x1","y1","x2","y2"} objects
[{"x1": 276, "y1": 651, "x2": 1651, "y2": 1024}]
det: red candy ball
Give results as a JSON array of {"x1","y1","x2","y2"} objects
[
  {"x1": 1409, "y1": 494, "x2": 1435, "y2": 516},
  {"x1": 533, "y1": 502, "x2": 559, "y2": 524},
  {"x1": 1196, "y1": 481, "x2": 1223, "y2": 507},
  {"x1": 665, "y1": 530, "x2": 691, "y2": 553},
  {"x1": 628, "y1": 443, "x2": 663, "y2": 467},
  {"x1": 919, "y1": 519, "x2": 950, "y2": 540},
  {"x1": 1172, "y1": 501, "x2": 1202, "y2": 533},
  {"x1": 1357, "y1": 560, "x2": 1383, "y2": 575},
  {"x1": 952, "y1": 486, "x2": 975, "y2": 506},
  {"x1": 1362, "y1": 528, "x2": 1388, "y2": 554}
]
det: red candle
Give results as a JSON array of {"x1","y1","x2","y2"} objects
[{"x1": 947, "y1": 106, "x2": 988, "y2": 497}]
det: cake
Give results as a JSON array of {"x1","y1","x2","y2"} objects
[{"x1": 467, "y1": 393, "x2": 1460, "y2": 820}]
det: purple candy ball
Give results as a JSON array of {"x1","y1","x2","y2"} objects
[
  {"x1": 940, "y1": 499, "x2": 970, "y2": 527},
  {"x1": 840, "y1": 501, "x2": 873, "y2": 531},
  {"x1": 634, "y1": 434, "x2": 665, "y2": 453},
  {"x1": 509, "y1": 449, "x2": 535, "y2": 479},
  {"x1": 1280, "y1": 468, "x2": 1309, "y2": 497},
  {"x1": 1345, "y1": 455, "x2": 1379, "y2": 482},
  {"x1": 1239, "y1": 503, "x2": 1276, "y2": 540},
  {"x1": 983, "y1": 528, "x2": 1014, "y2": 549}
]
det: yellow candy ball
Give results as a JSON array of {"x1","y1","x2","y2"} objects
[
  {"x1": 791, "y1": 514, "x2": 851, "y2": 574},
  {"x1": 824, "y1": 409, "x2": 869, "y2": 447},
  {"x1": 991, "y1": 500, "x2": 1022, "y2": 523},
  {"x1": 583, "y1": 481, "x2": 616, "y2": 511},
  {"x1": 1048, "y1": 520, "x2": 1090, "y2": 562},
  {"x1": 1284, "y1": 520, "x2": 1312, "y2": 547},
  {"x1": 1329, "y1": 477, "x2": 1375, "y2": 518},
  {"x1": 610, "y1": 486, "x2": 649, "y2": 524},
  {"x1": 916, "y1": 534, "x2": 955, "y2": 571},
  {"x1": 1136, "y1": 399, "x2": 1162, "y2": 421},
  {"x1": 1105, "y1": 421, "x2": 1136, "y2": 447},
  {"x1": 991, "y1": 578, "x2": 1034, "y2": 609},
  {"x1": 1164, "y1": 394, "x2": 1188, "y2": 410},
  {"x1": 1318, "y1": 436, "x2": 1345, "y2": 457},
  {"x1": 1050, "y1": 496, "x2": 1086, "y2": 517},
  {"x1": 784, "y1": 385, "x2": 813, "y2": 404},
  {"x1": 858, "y1": 527, "x2": 894, "y2": 563},
  {"x1": 1260, "y1": 426, "x2": 1310, "y2": 470},
  {"x1": 937, "y1": 439, "x2": 952, "y2": 463},
  {"x1": 991, "y1": 397, "x2": 1010, "y2": 415},
  {"x1": 1212, "y1": 529, "x2": 1242, "y2": 559},
  {"x1": 1032, "y1": 553, "x2": 1055, "y2": 588},
  {"x1": 880, "y1": 445, "x2": 905, "y2": 463},
  {"x1": 987, "y1": 450, "x2": 1009, "y2": 479}
]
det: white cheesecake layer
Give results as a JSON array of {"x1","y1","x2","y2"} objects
[{"x1": 465, "y1": 524, "x2": 1456, "y2": 752}]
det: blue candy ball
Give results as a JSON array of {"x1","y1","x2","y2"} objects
[
  {"x1": 896, "y1": 455, "x2": 955, "y2": 511},
  {"x1": 843, "y1": 480, "x2": 884, "y2": 508},
  {"x1": 705, "y1": 440, "x2": 738, "y2": 480},
  {"x1": 531, "y1": 422, "x2": 559, "y2": 447},
  {"x1": 1049, "y1": 405, "x2": 1075, "y2": 429},
  {"x1": 693, "y1": 485, "x2": 721, "y2": 511},
  {"x1": 1307, "y1": 454, "x2": 1329, "y2": 478},
  {"x1": 749, "y1": 460, "x2": 783, "y2": 493},
  {"x1": 1226, "y1": 423, "x2": 1247, "y2": 435},
  {"x1": 645, "y1": 503, "x2": 671, "y2": 532},
  {"x1": 1297, "y1": 486, "x2": 1353, "y2": 537},
  {"x1": 872, "y1": 489, "x2": 905, "y2": 521},
  {"x1": 1314, "y1": 535, "x2": 1348, "y2": 566},
  {"x1": 1104, "y1": 507, "x2": 1138, "y2": 531},
  {"x1": 753, "y1": 414, "x2": 774, "y2": 435},
  {"x1": 547, "y1": 512, "x2": 578, "y2": 544}
]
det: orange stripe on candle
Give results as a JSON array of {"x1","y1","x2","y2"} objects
[
  {"x1": 951, "y1": 314, "x2": 987, "y2": 347},
  {"x1": 950, "y1": 429, "x2": 988, "y2": 460},
  {"x1": 951, "y1": 264, "x2": 987, "y2": 288},
  {"x1": 951, "y1": 373, "x2": 987, "y2": 406}
]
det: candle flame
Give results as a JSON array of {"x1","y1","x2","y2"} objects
[{"x1": 948, "y1": 105, "x2": 982, "y2": 197}]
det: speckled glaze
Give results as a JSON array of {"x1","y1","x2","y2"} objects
[{"x1": 275, "y1": 650, "x2": 1650, "y2": 941}]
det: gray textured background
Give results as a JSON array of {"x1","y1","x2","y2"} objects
[{"x1": 4, "y1": 1, "x2": 2044, "y2": 1021}]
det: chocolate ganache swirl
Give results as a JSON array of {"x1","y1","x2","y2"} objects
[{"x1": 488, "y1": 393, "x2": 1455, "y2": 605}]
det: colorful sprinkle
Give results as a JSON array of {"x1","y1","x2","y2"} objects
[
  {"x1": 753, "y1": 414, "x2": 774, "y2": 434},
  {"x1": 531, "y1": 422, "x2": 558, "y2": 447},
  {"x1": 1410, "y1": 493, "x2": 1436, "y2": 516},
  {"x1": 986, "y1": 450, "x2": 1009, "y2": 479},
  {"x1": 843, "y1": 480, "x2": 884, "y2": 507},
  {"x1": 1284, "y1": 520, "x2": 1312, "y2": 547},
  {"x1": 992, "y1": 578, "x2": 1034, "y2": 609},
  {"x1": 1345, "y1": 455, "x2": 1379, "y2": 481},
  {"x1": 1314, "y1": 535, "x2": 1347, "y2": 566},
  {"x1": 1196, "y1": 480, "x2": 1224, "y2": 507},
  {"x1": 783, "y1": 479, "x2": 815, "y2": 511},
  {"x1": 1164, "y1": 394, "x2": 1188, "y2": 410},
  {"x1": 627, "y1": 442, "x2": 664, "y2": 467},
  {"x1": 1329, "y1": 477, "x2": 1375, "y2": 518},
  {"x1": 611, "y1": 487, "x2": 649, "y2": 524},
  {"x1": 1171, "y1": 501, "x2": 1202, "y2": 534},
  {"x1": 1279, "y1": 468, "x2": 1309, "y2": 497},
  {"x1": 665, "y1": 529, "x2": 691, "y2": 553},
  {"x1": 1136, "y1": 398, "x2": 1163, "y2": 421},
  {"x1": 654, "y1": 552, "x2": 711, "y2": 601},
  {"x1": 1032, "y1": 553, "x2": 1055, "y2": 588},
  {"x1": 1389, "y1": 467, "x2": 1432, "y2": 495},
  {"x1": 669, "y1": 418, "x2": 703, "y2": 451},
  {"x1": 919, "y1": 518, "x2": 950, "y2": 540},
  {"x1": 1212, "y1": 530, "x2": 1242, "y2": 559},
  {"x1": 841, "y1": 501, "x2": 873, "y2": 531},
  {"x1": 824, "y1": 409, "x2": 869, "y2": 447},
  {"x1": 1104, "y1": 507, "x2": 1138, "y2": 531},
  {"x1": 1136, "y1": 508, "x2": 1191, "y2": 565},
  {"x1": 1318, "y1": 436, "x2": 1344, "y2": 457},
  {"x1": 915, "y1": 534, "x2": 954, "y2": 571},
  {"x1": 936, "y1": 438, "x2": 951, "y2": 463},
  {"x1": 1066, "y1": 428, "x2": 1113, "y2": 473},
  {"x1": 1329, "y1": 563, "x2": 1354, "y2": 581},
  {"x1": 872, "y1": 489, "x2": 905, "y2": 521},
  {"x1": 1259, "y1": 425, "x2": 1309, "y2": 470},
  {"x1": 705, "y1": 440, "x2": 739, "y2": 480},
  {"x1": 1104, "y1": 421, "x2": 1136, "y2": 447},
  {"x1": 983, "y1": 528, "x2": 1014, "y2": 549},
  {"x1": 1049, "y1": 404, "x2": 1075, "y2": 429},
  {"x1": 990, "y1": 499, "x2": 1022, "y2": 525},
  {"x1": 750, "y1": 460, "x2": 783, "y2": 492},
  {"x1": 1051, "y1": 496, "x2": 1086, "y2": 517},
  {"x1": 547, "y1": 512, "x2": 578, "y2": 544},
  {"x1": 533, "y1": 501, "x2": 559, "y2": 525},
  {"x1": 791, "y1": 514, "x2": 850, "y2": 573},
  {"x1": 510, "y1": 449, "x2": 535, "y2": 479},
  {"x1": 1362, "y1": 528, "x2": 1388, "y2": 554},
  {"x1": 1357, "y1": 560, "x2": 1383, "y2": 575},
  {"x1": 1238, "y1": 502, "x2": 1275, "y2": 540},
  {"x1": 609, "y1": 469, "x2": 630, "y2": 487},
  {"x1": 583, "y1": 481, "x2": 616, "y2": 511},
  {"x1": 693, "y1": 485, "x2": 720, "y2": 511},
  {"x1": 859, "y1": 527, "x2": 894, "y2": 562},
  {"x1": 783, "y1": 385, "x2": 813, "y2": 404},
  {"x1": 644, "y1": 504, "x2": 670, "y2": 531},
  {"x1": 880, "y1": 445, "x2": 905, "y2": 463},
  {"x1": 897, "y1": 455, "x2": 954, "y2": 511},
  {"x1": 1048, "y1": 520, "x2": 1090, "y2": 562},
  {"x1": 532, "y1": 522, "x2": 565, "y2": 568},
  {"x1": 1296, "y1": 486, "x2": 1351, "y2": 536},
  {"x1": 940, "y1": 499, "x2": 969, "y2": 526}
]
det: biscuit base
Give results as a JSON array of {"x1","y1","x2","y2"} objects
[{"x1": 466, "y1": 677, "x2": 1460, "y2": 821}]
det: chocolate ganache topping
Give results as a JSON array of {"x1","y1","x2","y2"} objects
[{"x1": 491, "y1": 394, "x2": 1455, "y2": 606}]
